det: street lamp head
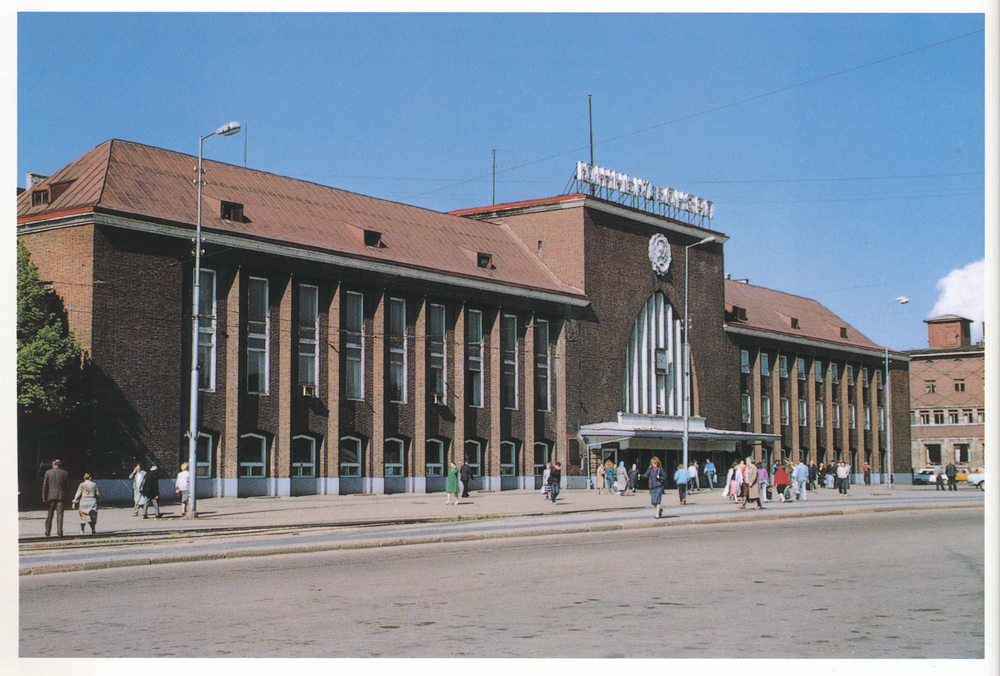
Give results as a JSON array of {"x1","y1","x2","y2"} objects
[
  {"x1": 692, "y1": 235, "x2": 717, "y2": 248},
  {"x1": 215, "y1": 121, "x2": 242, "y2": 136},
  {"x1": 895, "y1": 296, "x2": 909, "y2": 305}
]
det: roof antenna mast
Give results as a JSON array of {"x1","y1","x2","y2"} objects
[{"x1": 588, "y1": 94, "x2": 595, "y2": 196}]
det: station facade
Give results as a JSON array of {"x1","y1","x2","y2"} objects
[{"x1": 17, "y1": 141, "x2": 912, "y2": 496}]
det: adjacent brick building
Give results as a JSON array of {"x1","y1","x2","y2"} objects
[{"x1": 905, "y1": 316, "x2": 985, "y2": 471}]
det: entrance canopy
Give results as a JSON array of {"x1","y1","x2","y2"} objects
[{"x1": 579, "y1": 413, "x2": 779, "y2": 452}]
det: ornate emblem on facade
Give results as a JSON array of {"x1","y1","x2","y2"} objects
[{"x1": 648, "y1": 233, "x2": 672, "y2": 275}]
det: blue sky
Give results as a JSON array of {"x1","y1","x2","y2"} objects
[{"x1": 15, "y1": 11, "x2": 992, "y2": 352}]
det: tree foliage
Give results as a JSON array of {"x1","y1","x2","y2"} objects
[{"x1": 17, "y1": 240, "x2": 82, "y2": 414}]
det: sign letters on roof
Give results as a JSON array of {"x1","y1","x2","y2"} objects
[{"x1": 575, "y1": 161, "x2": 714, "y2": 220}]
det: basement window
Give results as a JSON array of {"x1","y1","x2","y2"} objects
[
  {"x1": 477, "y1": 252, "x2": 493, "y2": 269},
  {"x1": 221, "y1": 201, "x2": 244, "y2": 222},
  {"x1": 364, "y1": 230, "x2": 384, "y2": 248},
  {"x1": 31, "y1": 189, "x2": 50, "y2": 207}
]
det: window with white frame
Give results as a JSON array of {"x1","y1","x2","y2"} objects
[
  {"x1": 761, "y1": 395, "x2": 771, "y2": 425},
  {"x1": 425, "y1": 438, "x2": 446, "y2": 477},
  {"x1": 954, "y1": 379, "x2": 965, "y2": 392},
  {"x1": 197, "y1": 269, "x2": 217, "y2": 392},
  {"x1": 760, "y1": 352, "x2": 770, "y2": 378},
  {"x1": 534, "y1": 319, "x2": 550, "y2": 411},
  {"x1": 816, "y1": 401, "x2": 824, "y2": 428},
  {"x1": 833, "y1": 401, "x2": 841, "y2": 428},
  {"x1": 741, "y1": 349, "x2": 750, "y2": 374},
  {"x1": 846, "y1": 365, "x2": 854, "y2": 386},
  {"x1": 196, "y1": 432, "x2": 214, "y2": 478},
  {"x1": 831, "y1": 363, "x2": 839, "y2": 384},
  {"x1": 862, "y1": 367, "x2": 869, "y2": 387},
  {"x1": 467, "y1": 310, "x2": 484, "y2": 408},
  {"x1": 876, "y1": 369, "x2": 883, "y2": 389},
  {"x1": 501, "y1": 314, "x2": 518, "y2": 409},
  {"x1": 780, "y1": 397, "x2": 789, "y2": 425},
  {"x1": 948, "y1": 410, "x2": 959, "y2": 424},
  {"x1": 298, "y1": 285, "x2": 319, "y2": 390},
  {"x1": 815, "y1": 360, "x2": 824, "y2": 383},
  {"x1": 428, "y1": 304, "x2": 446, "y2": 399},
  {"x1": 779, "y1": 355, "x2": 788, "y2": 378},
  {"x1": 864, "y1": 406, "x2": 871, "y2": 430},
  {"x1": 978, "y1": 408, "x2": 985, "y2": 423},
  {"x1": 339, "y1": 436, "x2": 364, "y2": 477},
  {"x1": 623, "y1": 292, "x2": 681, "y2": 416},
  {"x1": 388, "y1": 298, "x2": 407, "y2": 403},
  {"x1": 741, "y1": 394, "x2": 751, "y2": 423},
  {"x1": 344, "y1": 292, "x2": 364, "y2": 400},
  {"x1": 464, "y1": 439, "x2": 482, "y2": 477},
  {"x1": 963, "y1": 409, "x2": 974, "y2": 423},
  {"x1": 500, "y1": 440, "x2": 518, "y2": 476},
  {"x1": 919, "y1": 411, "x2": 930, "y2": 425},
  {"x1": 247, "y1": 277, "x2": 270, "y2": 395},
  {"x1": 797, "y1": 357, "x2": 807, "y2": 381},
  {"x1": 533, "y1": 440, "x2": 551, "y2": 477},
  {"x1": 238, "y1": 433, "x2": 267, "y2": 477},
  {"x1": 385, "y1": 437, "x2": 406, "y2": 477},
  {"x1": 955, "y1": 443, "x2": 970, "y2": 463},
  {"x1": 799, "y1": 399, "x2": 808, "y2": 426},
  {"x1": 291, "y1": 435, "x2": 317, "y2": 477},
  {"x1": 850, "y1": 403, "x2": 857, "y2": 429},
  {"x1": 933, "y1": 410, "x2": 945, "y2": 425},
  {"x1": 878, "y1": 406, "x2": 885, "y2": 430}
]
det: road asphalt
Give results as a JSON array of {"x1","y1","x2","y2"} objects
[{"x1": 18, "y1": 482, "x2": 984, "y2": 576}]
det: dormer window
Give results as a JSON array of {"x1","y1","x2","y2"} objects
[
  {"x1": 221, "y1": 201, "x2": 243, "y2": 222},
  {"x1": 840, "y1": 327, "x2": 849, "y2": 339},
  {"x1": 734, "y1": 306, "x2": 747, "y2": 322},
  {"x1": 790, "y1": 317, "x2": 800, "y2": 330},
  {"x1": 364, "y1": 230, "x2": 384, "y2": 248},
  {"x1": 477, "y1": 252, "x2": 493, "y2": 269},
  {"x1": 31, "y1": 189, "x2": 49, "y2": 207}
]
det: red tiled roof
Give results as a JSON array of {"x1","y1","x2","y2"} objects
[
  {"x1": 18, "y1": 140, "x2": 588, "y2": 302},
  {"x1": 725, "y1": 279, "x2": 882, "y2": 351}
]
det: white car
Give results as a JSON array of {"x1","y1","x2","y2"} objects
[
  {"x1": 913, "y1": 467, "x2": 942, "y2": 485},
  {"x1": 965, "y1": 471, "x2": 984, "y2": 490}
]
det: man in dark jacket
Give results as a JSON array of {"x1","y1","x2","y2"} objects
[
  {"x1": 140, "y1": 465, "x2": 161, "y2": 518},
  {"x1": 459, "y1": 461, "x2": 475, "y2": 498},
  {"x1": 42, "y1": 459, "x2": 71, "y2": 537},
  {"x1": 945, "y1": 462, "x2": 958, "y2": 492}
]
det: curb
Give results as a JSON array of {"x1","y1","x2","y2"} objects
[{"x1": 19, "y1": 502, "x2": 982, "y2": 576}]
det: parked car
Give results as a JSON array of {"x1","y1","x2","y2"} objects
[
  {"x1": 912, "y1": 467, "x2": 942, "y2": 485},
  {"x1": 965, "y1": 470, "x2": 984, "y2": 490}
]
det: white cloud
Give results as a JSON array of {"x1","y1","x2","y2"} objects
[{"x1": 929, "y1": 259, "x2": 985, "y2": 343}]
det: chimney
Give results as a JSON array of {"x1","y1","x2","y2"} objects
[{"x1": 27, "y1": 172, "x2": 49, "y2": 188}]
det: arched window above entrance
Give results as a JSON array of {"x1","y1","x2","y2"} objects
[{"x1": 623, "y1": 292, "x2": 683, "y2": 416}]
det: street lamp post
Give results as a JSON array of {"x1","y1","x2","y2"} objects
[
  {"x1": 683, "y1": 236, "x2": 717, "y2": 472},
  {"x1": 186, "y1": 121, "x2": 241, "y2": 519},
  {"x1": 884, "y1": 296, "x2": 909, "y2": 488}
]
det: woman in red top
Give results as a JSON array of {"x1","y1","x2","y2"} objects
[{"x1": 773, "y1": 465, "x2": 790, "y2": 502}]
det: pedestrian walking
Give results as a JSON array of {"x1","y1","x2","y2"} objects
[
  {"x1": 175, "y1": 463, "x2": 191, "y2": 516},
  {"x1": 673, "y1": 462, "x2": 690, "y2": 505},
  {"x1": 758, "y1": 462, "x2": 770, "y2": 503},
  {"x1": 945, "y1": 462, "x2": 958, "y2": 491},
  {"x1": 773, "y1": 464, "x2": 790, "y2": 503},
  {"x1": 704, "y1": 459, "x2": 717, "y2": 490},
  {"x1": 837, "y1": 460, "x2": 851, "y2": 495},
  {"x1": 936, "y1": 471, "x2": 947, "y2": 491},
  {"x1": 792, "y1": 460, "x2": 809, "y2": 501},
  {"x1": 71, "y1": 473, "x2": 100, "y2": 534},
  {"x1": 604, "y1": 460, "x2": 615, "y2": 494},
  {"x1": 740, "y1": 460, "x2": 763, "y2": 510},
  {"x1": 641, "y1": 457, "x2": 669, "y2": 518},
  {"x1": 723, "y1": 461, "x2": 739, "y2": 502},
  {"x1": 460, "y1": 460, "x2": 475, "y2": 498},
  {"x1": 42, "y1": 459, "x2": 71, "y2": 537},
  {"x1": 595, "y1": 462, "x2": 605, "y2": 495},
  {"x1": 445, "y1": 462, "x2": 460, "y2": 505},
  {"x1": 826, "y1": 463, "x2": 836, "y2": 489},
  {"x1": 809, "y1": 462, "x2": 818, "y2": 491},
  {"x1": 140, "y1": 465, "x2": 161, "y2": 518},
  {"x1": 629, "y1": 464, "x2": 639, "y2": 494},
  {"x1": 863, "y1": 462, "x2": 872, "y2": 486},
  {"x1": 548, "y1": 462, "x2": 562, "y2": 503},
  {"x1": 130, "y1": 464, "x2": 147, "y2": 516},
  {"x1": 541, "y1": 462, "x2": 552, "y2": 499},
  {"x1": 688, "y1": 460, "x2": 700, "y2": 492},
  {"x1": 615, "y1": 461, "x2": 628, "y2": 496}
]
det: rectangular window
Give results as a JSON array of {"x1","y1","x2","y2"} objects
[
  {"x1": 978, "y1": 409, "x2": 985, "y2": 423},
  {"x1": 741, "y1": 394, "x2": 751, "y2": 423},
  {"x1": 862, "y1": 367, "x2": 869, "y2": 387},
  {"x1": 761, "y1": 396, "x2": 771, "y2": 425},
  {"x1": 797, "y1": 357, "x2": 807, "y2": 381},
  {"x1": 425, "y1": 439, "x2": 445, "y2": 477},
  {"x1": 864, "y1": 405, "x2": 871, "y2": 430},
  {"x1": 831, "y1": 363, "x2": 839, "y2": 384},
  {"x1": 291, "y1": 436, "x2": 316, "y2": 478},
  {"x1": 846, "y1": 365, "x2": 854, "y2": 386},
  {"x1": 963, "y1": 409, "x2": 974, "y2": 423},
  {"x1": 955, "y1": 443, "x2": 970, "y2": 464},
  {"x1": 933, "y1": 410, "x2": 945, "y2": 425},
  {"x1": 344, "y1": 292, "x2": 364, "y2": 400},
  {"x1": 816, "y1": 401, "x2": 824, "y2": 428},
  {"x1": 878, "y1": 406, "x2": 885, "y2": 430},
  {"x1": 741, "y1": 349, "x2": 750, "y2": 374},
  {"x1": 501, "y1": 314, "x2": 518, "y2": 409},
  {"x1": 428, "y1": 304, "x2": 447, "y2": 399},
  {"x1": 388, "y1": 298, "x2": 407, "y2": 403},
  {"x1": 247, "y1": 277, "x2": 270, "y2": 395},
  {"x1": 833, "y1": 402, "x2": 841, "y2": 428},
  {"x1": 297, "y1": 285, "x2": 319, "y2": 389},
  {"x1": 815, "y1": 360, "x2": 824, "y2": 383},
  {"x1": 779, "y1": 355, "x2": 788, "y2": 378},
  {"x1": 954, "y1": 379, "x2": 965, "y2": 392},
  {"x1": 925, "y1": 380, "x2": 936, "y2": 394},
  {"x1": 926, "y1": 444, "x2": 942, "y2": 465},
  {"x1": 339, "y1": 436, "x2": 363, "y2": 477},
  {"x1": 385, "y1": 438, "x2": 405, "y2": 477},
  {"x1": 197, "y1": 269, "x2": 217, "y2": 392},
  {"x1": 920, "y1": 411, "x2": 930, "y2": 425},
  {"x1": 780, "y1": 397, "x2": 789, "y2": 425},
  {"x1": 760, "y1": 353, "x2": 770, "y2": 378},
  {"x1": 948, "y1": 410, "x2": 959, "y2": 424},
  {"x1": 534, "y1": 319, "x2": 551, "y2": 411},
  {"x1": 196, "y1": 433, "x2": 214, "y2": 479},
  {"x1": 876, "y1": 369, "x2": 883, "y2": 389},
  {"x1": 500, "y1": 440, "x2": 517, "y2": 477},
  {"x1": 238, "y1": 434, "x2": 267, "y2": 478},
  {"x1": 467, "y1": 310, "x2": 484, "y2": 408},
  {"x1": 798, "y1": 399, "x2": 808, "y2": 426},
  {"x1": 850, "y1": 403, "x2": 857, "y2": 429}
]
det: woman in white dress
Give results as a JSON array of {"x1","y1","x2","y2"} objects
[
  {"x1": 615, "y1": 461, "x2": 628, "y2": 496},
  {"x1": 72, "y1": 473, "x2": 100, "y2": 535}
]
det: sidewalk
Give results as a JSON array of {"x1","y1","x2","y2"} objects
[{"x1": 19, "y1": 482, "x2": 982, "y2": 541}]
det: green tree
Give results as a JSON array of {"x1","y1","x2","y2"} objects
[{"x1": 17, "y1": 240, "x2": 81, "y2": 413}]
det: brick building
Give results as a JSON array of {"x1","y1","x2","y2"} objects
[
  {"x1": 17, "y1": 141, "x2": 912, "y2": 496},
  {"x1": 905, "y1": 316, "x2": 985, "y2": 471}
]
